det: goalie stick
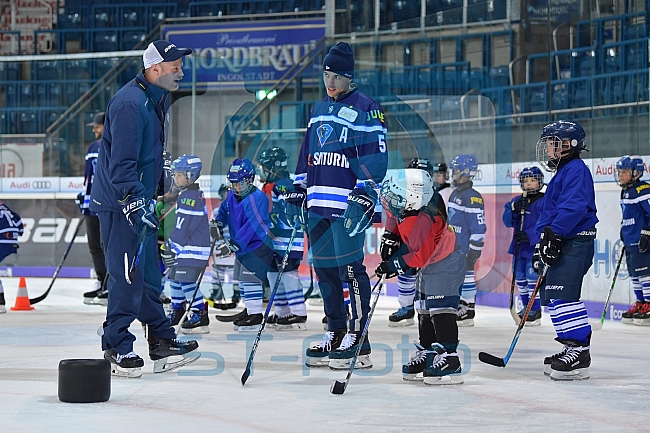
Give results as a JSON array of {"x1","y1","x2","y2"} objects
[
  {"x1": 479, "y1": 264, "x2": 548, "y2": 368},
  {"x1": 590, "y1": 246, "x2": 625, "y2": 331}
]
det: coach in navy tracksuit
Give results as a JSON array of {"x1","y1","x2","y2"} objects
[{"x1": 91, "y1": 41, "x2": 193, "y2": 367}]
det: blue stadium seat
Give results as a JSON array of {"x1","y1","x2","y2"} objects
[
  {"x1": 18, "y1": 110, "x2": 38, "y2": 134},
  {"x1": 441, "y1": 97, "x2": 462, "y2": 120},
  {"x1": 35, "y1": 61, "x2": 59, "y2": 80},
  {"x1": 20, "y1": 83, "x2": 33, "y2": 106},
  {"x1": 35, "y1": 83, "x2": 47, "y2": 105},
  {"x1": 66, "y1": 59, "x2": 89, "y2": 80},
  {"x1": 94, "y1": 31, "x2": 118, "y2": 52},
  {"x1": 4, "y1": 84, "x2": 18, "y2": 108},
  {"x1": 122, "y1": 31, "x2": 145, "y2": 50},
  {"x1": 489, "y1": 65, "x2": 510, "y2": 87},
  {"x1": 122, "y1": 8, "x2": 142, "y2": 28},
  {"x1": 94, "y1": 57, "x2": 119, "y2": 78},
  {"x1": 58, "y1": 8, "x2": 85, "y2": 29},
  {"x1": 5, "y1": 62, "x2": 20, "y2": 81},
  {"x1": 94, "y1": 10, "x2": 111, "y2": 28},
  {"x1": 48, "y1": 83, "x2": 63, "y2": 107},
  {"x1": 45, "y1": 110, "x2": 65, "y2": 130}
]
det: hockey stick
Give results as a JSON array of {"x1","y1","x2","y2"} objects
[
  {"x1": 241, "y1": 223, "x2": 300, "y2": 386},
  {"x1": 30, "y1": 220, "x2": 83, "y2": 304},
  {"x1": 509, "y1": 192, "x2": 528, "y2": 325},
  {"x1": 331, "y1": 275, "x2": 386, "y2": 395},
  {"x1": 479, "y1": 264, "x2": 548, "y2": 368},
  {"x1": 590, "y1": 246, "x2": 625, "y2": 331},
  {"x1": 303, "y1": 263, "x2": 315, "y2": 300},
  {"x1": 125, "y1": 229, "x2": 148, "y2": 285}
]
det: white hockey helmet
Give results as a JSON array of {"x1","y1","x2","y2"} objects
[{"x1": 380, "y1": 168, "x2": 434, "y2": 216}]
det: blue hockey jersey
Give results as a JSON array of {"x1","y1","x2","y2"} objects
[
  {"x1": 294, "y1": 86, "x2": 388, "y2": 220},
  {"x1": 215, "y1": 188, "x2": 272, "y2": 256},
  {"x1": 620, "y1": 180, "x2": 650, "y2": 247},
  {"x1": 447, "y1": 182, "x2": 486, "y2": 254},
  {"x1": 168, "y1": 184, "x2": 210, "y2": 269},
  {"x1": 80, "y1": 139, "x2": 100, "y2": 216},
  {"x1": 0, "y1": 201, "x2": 23, "y2": 262},
  {"x1": 502, "y1": 192, "x2": 544, "y2": 259},
  {"x1": 264, "y1": 178, "x2": 305, "y2": 260},
  {"x1": 535, "y1": 157, "x2": 598, "y2": 238}
]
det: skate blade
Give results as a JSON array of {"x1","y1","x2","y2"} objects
[
  {"x1": 153, "y1": 353, "x2": 201, "y2": 374},
  {"x1": 621, "y1": 318, "x2": 635, "y2": 324},
  {"x1": 83, "y1": 298, "x2": 95, "y2": 305},
  {"x1": 181, "y1": 326, "x2": 210, "y2": 335},
  {"x1": 305, "y1": 356, "x2": 330, "y2": 368},
  {"x1": 276, "y1": 323, "x2": 308, "y2": 331},
  {"x1": 388, "y1": 318, "x2": 415, "y2": 327},
  {"x1": 423, "y1": 374, "x2": 464, "y2": 385},
  {"x1": 524, "y1": 319, "x2": 542, "y2": 327},
  {"x1": 0, "y1": 305, "x2": 6, "y2": 314},
  {"x1": 111, "y1": 366, "x2": 142, "y2": 378},
  {"x1": 237, "y1": 324, "x2": 261, "y2": 332},
  {"x1": 549, "y1": 367, "x2": 589, "y2": 381},
  {"x1": 633, "y1": 318, "x2": 650, "y2": 326},
  {"x1": 402, "y1": 372, "x2": 424, "y2": 382},
  {"x1": 543, "y1": 364, "x2": 552, "y2": 376},
  {"x1": 457, "y1": 319, "x2": 474, "y2": 327},
  {"x1": 328, "y1": 355, "x2": 373, "y2": 370}
]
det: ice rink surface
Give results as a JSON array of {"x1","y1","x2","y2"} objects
[{"x1": 1, "y1": 277, "x2": 649, "y2": 433}]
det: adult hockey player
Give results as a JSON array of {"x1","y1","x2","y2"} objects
[
  {"x1": 90, "y1": 40, "x2": 199, "y2": 377},
  {"x1": 78, "y1": 111, "x2": 108, "y2": 306},
  {"x1": 214, "y1": 158, "x2": 274, "y2": 331},
  {"x1": 376, "y1": 168, "x2": 466, "y2": 385},
  {"x1": 162, "y1": 155, "x2": 212, "y2": 334},
  {"x1": 288, "y1": 42, "x2": 388, "y2": 369},
  {"x1": 615, "y1": 155, "x2": 650, "y2": 325},
  {"x1": 502, "y1": 166, "x2": 545, "y2": 326},
  {"x1": 0, "y1": 201, "x2": 23, "y2": 314},
  {"x1": 447, "y1": 154, "x2": 486, "y2": 326},
  {"x1": 534, "y1": 120, "x2": 598, "y2": 381},
  {"x1": 258, "y1": 147, "x2": 308, "y2": 330}
]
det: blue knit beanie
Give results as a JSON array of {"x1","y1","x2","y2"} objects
[{"x1": 323, "y1": 42, "x2": 354, "y2": 79}]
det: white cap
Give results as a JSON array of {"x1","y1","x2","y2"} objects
[{"x1": 143, "y1": 40, "x2": 192, "y2": 69}]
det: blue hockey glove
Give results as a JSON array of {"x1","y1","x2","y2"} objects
[
  {"x1": 514, "y1": 231, "x2": 529, "y2": 244},
  {"x1": 160, "y1": 242, "x2": 175, "y2": 268},
  {"x1": 380, "y1": 231, "x2": 401, "y2": 261},
  {"x1": 122, "y1": 196, "x2": 159, "y2": 236},
  {"x1": 343, "y1": 182, "x2": 378, "y2": 237},
  {"x1": 75, "y1": 192, "x2": 85, "y2": 213},
  {"x1": 639, "y1": 227, "x2": 650, "y2": 253},
  {"x1": 283, "y1": 186, "x2": 307, "y2": 229},
  {"x1": 539, "y1": 226, "x2": 563, "y2": 267}
]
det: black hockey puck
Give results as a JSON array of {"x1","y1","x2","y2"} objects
[
  {"x1": 330, "y1": 380, "x2": 346, "y2": 395},
  {"x1": 58, "y1": 359, "x2": 111, "y2": 403}
]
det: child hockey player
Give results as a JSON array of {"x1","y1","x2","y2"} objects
[
  {"x1": 258, "y1": 147, "x2": 308, "y2": 330},
  {"x1": 214, "y1": 158, "x2": 274, "y2": 331},
  {"x1": 615, "y1": 155, "x2": 650, "y2": 325},
  {"x1": 376, "y1": 168, "x2": 466, "y2": 385},
  {"x1": 0, "y1": 201, "x2": 23, "y2": 313},
  {"x1": 447, "y1": 154, "x2": 486, "y2": 326},
  {"x1": 161, "y1": 155, "x2": 212, "y2": 334},
  {"x1": 502, "y1": 166, "x2": 545, "y2": 326},
  {"x1": 386, "y1": 158, "x2": 448, "y2": 327},
  {"x1": 534, "y1": 120, "x2": 598, "y2": 381}
]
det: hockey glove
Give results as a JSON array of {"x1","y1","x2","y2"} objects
[
  {"x1": 213, "y1": 240, "x2": 232, "y2": 259},
  {"x1": 344, "y1": 182, "x2": 378, "y2": 237},
  {"x1": 284, "y1": 186, "x2": 307, "y2": 229},
  {"x1": 380, "y1": 231, "x2": 402, "y2": 261},
  {"x1": 514, "y1": 231, "x2": 529, "y2": 244},
  {"x1": 375, "y1": 262, "x2": 399, "y2": 279},
  {"x1": 465, "y1": 240, "x2": 484, "y2": 268},
  {"x1": 224, "y1": 238, "x2": 240, "y2": 254},
  {"x1": 122, "y1": 196, "x2": 159, "y2": 237},
  {"x1": 157, "y1": 151, "x2": 173, "y2": 196},
  {"x1": 209, "y1": 219, "x2": 224, "y2": 241},
  {"x1": 160, "y1": 242, "x2": 175, "y2": 269},
  {"x1": 532, "y1": 243, "x2": 541, "y2": 274},
  {"x1": 75, "y1": 192, "x2": 85, "y2": 213},
  {"x1": 512, "y1": 197, "x2": 529, "y2": 214},
  {"x1": 539, "y1": 226, "x2": 564, "y2": 267},
  {"x1": 639, "y1": 227, "x2": 650, "y2": 253}
]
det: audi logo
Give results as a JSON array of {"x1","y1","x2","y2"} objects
[{"x1": 31, "y1": 180, "x2": 52, "y2": 189}]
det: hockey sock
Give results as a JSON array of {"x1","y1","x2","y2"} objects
[
  {"x1": 397, "y1": 273, "x2": 417, "y2": 308},
  {"x1": 343, "y1": 283, "x2": 351, "y2": 307},
  {"x1": 431, "y1": 313, "x2": 459, "y2": 352},
  {"x1": 268, "y1": 271, "x2": 290, "y2": 317},
  {"x1": 631, "y1": 276, "x2": 644, "y2": 302},
  {"x1": 240, "y1": 281, "x2": 263, "y2": 315},
  {"x1": 418, "y1": 312, "x2": 436, "y2": 348},
  {"x1": 461, "y1": 270, "x2": 477, "y2": 303},
  {"x1": 283, "y1": 270, "x2": 307, "y2": 316},
  {"x1": 639, "y1": 275, "x2": 650, "y2": 302},
  {"x1": 548, "y1": 299, "x2": 591, "y2": 344},
  {"x1": 181, "y1": 282, "x2": 205, "y2": 310},
  {"x1": 169, "y1": 280, "x2": 185, "y2": 310}
]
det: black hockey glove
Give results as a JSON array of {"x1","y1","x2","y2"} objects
[
  {"x1": 284, "y1": 186, "x2": 307, "y2": 229},
  {"x1": 75, "y1": 192, "x2": 85, "y2": 213},
  {"x1": 224, "y1": 238, "x2": 240, "y2": 254},
  {"x1": 532, "y1": 243, "x2": 541, "y2": 274},
  {"x1": 122, "y1": 196, "x2": 159, "y2": 237},
  {"x1": 344, "y1": 182, "x2": 378, "y2": 237},
  {"x1": 512, "y1": 197, "x2": 529, "y2": 214},
  {"x1": 375, "y1": 262, "x2": 399, "y2": 279},
  {"x1": 465, "y1": 240, "x2": 484, "y2": 268},
  {"x1": 380, "y1": 231, "x2": 401, "y2": 261},
  {"x1": 639, "y1": 227, "x2": 650, "y2": 253},
  {"x1": 160, "y1": 242, "x2": 175, "y2": 269},
  {"x1": 209, "y1": 219, "x2": 224, "y2": 240},
  {"x1": 539, "y1": 226, "x2": 564, "y2": 267},
  {"x1": 514, "y1": 230, "x2": 529, "y2": 244}
]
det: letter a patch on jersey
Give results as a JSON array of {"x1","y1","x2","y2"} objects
[{"x1": 317, "y1": 124, "x2": 334, "y2": 147}]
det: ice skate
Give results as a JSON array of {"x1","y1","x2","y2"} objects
[
  {"x1": 181, "y1": 309, "x2": 210, "y2": 334},
  {"x1": 633, "y1": 302, "x2": 650, "y2": 326},
  {"x1": 622, "y1": 301, "x2": 644, "y2": 324},
  {"x1": 215, "y1": 308, "x2": 247, "y2": 323},
  {"x1": 402, "y1": 342, "x2": 430, "y2": 381},
  {"x1": 275, "y1": 313, "x2": 308, "y2": 331},
  {"x1": 83, "y1": 281, "x2": 103, "y2": 305},
  {"x1": 148, "y1": 335, "x2": 200, "y2": 373},
  {"x1": 104, "y1": 349, "x2": 144, "y2": 378},
  {"x1": 305, "y1": 330, "x2": 345, "y2": 367},
  {"x1": 543, "y1": 337, "x2": 570, "y2": 376},
  {"x1": 234, "y1": 313, "x2": 263, "y2": 331},
  {"x1": 167, "y1": 308, "x2": 184, "y2": 327},
  {"x1": 322, "y1": 315, "x2": 328, "y2": 331},
  {"x1": 519, "y1": 309, "x2": 542, "y2": 327},
  {"x1": 423, "y1": 347, "x2": 463, "y2": 385},
  {"x1": 549, "y1": 341, "x2": 591, "y2": 381},
  {"x1": 456, "y1": 300, "x2": 475, "y2": 327},
  {"x1": 0, "y1": 292, "x2": 5, "y2": 314},
  {"x1": 389, "y1": 305, "x2": 415, "y2": 327},
  {"x1": 267, "y1": 313, "x2": 278, "y2": 329},
  {"x1": 328, "y1": 331, "x2": 373, "y2": 370}
]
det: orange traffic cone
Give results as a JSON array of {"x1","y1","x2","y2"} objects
[{"x1": 11, "y1": 277, "x2": 34, "y2": 311}]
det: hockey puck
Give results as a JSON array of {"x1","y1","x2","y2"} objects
[
  {"x1": 330, "y1": 380, "x2": 346, "y2": 395},
  {"x1": 58, "y1": 359, "x2": 111, "y2": 403}
]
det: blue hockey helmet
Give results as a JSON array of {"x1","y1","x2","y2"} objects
[
  {"x1": 171, "y1": 154, "x2": 202, "y2": 187},
  {"x1": 536, "y1": 120, "x2": 586, "y2": 172},
  {"x1": 519, "y1": 166, "x2": 544, "y2": 193},
  {"x1": 257, "y1": 146, "x2": 288, "y2": 182},
  {"x1": 615, "y1": 155, "x2": 645, "y2": 187},
  {"x1": 227, "y1": 158, "x2": 256, "y2": 197},
  {"x1": 449, "y1": 154, "x2": 478, "y2": 184}
]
